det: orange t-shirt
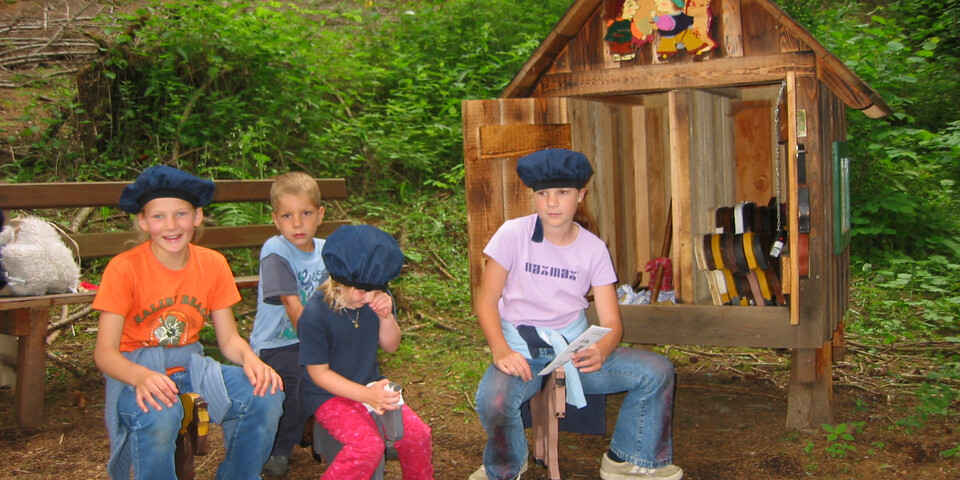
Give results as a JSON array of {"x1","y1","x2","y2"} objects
[{"x1": 93, "y1": 242, "x2": 241, "y2": 353}]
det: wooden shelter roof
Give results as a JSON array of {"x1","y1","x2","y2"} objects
[{"x1": 501, "y1": 0, "x2": 892, "y2": 119}]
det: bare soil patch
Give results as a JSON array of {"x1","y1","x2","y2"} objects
[{"x1": 2, "y1": 321, "x2": 957, "y2": 479}]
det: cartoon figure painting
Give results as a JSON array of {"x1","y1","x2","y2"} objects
[{"x1": 604, "y1": 0, "x2": 715, "y2": 62}]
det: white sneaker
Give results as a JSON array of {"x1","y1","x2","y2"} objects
[
  {"x1": 468, "y1": 459, "x2": 528, "y2": 480},
  {"x1": 599, "y1": 453, "x2": 683, "y2": 480}
]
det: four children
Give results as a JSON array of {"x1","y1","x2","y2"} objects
[{"x1": 92, "y1": 153, "x2": 679, "y2": 479}]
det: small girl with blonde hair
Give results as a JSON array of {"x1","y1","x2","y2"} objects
[{"x1": 298, "y1": 225, "x2": 434, "y2": 479}]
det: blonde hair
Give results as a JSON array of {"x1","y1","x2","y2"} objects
[
  {"x1": 318, "y1": 276, "x2": 351, "y2": 312},
  {"x1": 270, "y1": 172, "x2": 322, "y2": 210}
]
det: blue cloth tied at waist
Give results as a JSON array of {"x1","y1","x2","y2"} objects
[
  {"x1": 103, "y1": 343, "x2": 232, "y2": 480},
  {"x1": 501, "y1": 312, "x2": 589, "y2": 409}
]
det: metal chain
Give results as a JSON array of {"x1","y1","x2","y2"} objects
[{"x1": 774, "y1": 82, "x2": 785, "y2": 231}]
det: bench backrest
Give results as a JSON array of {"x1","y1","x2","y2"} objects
[{"x1": 0, "y1": 178, "x2": 349, "y2": 260}]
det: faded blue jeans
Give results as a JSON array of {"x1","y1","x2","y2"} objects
[
  {"x1": 117, "y1": 364, "x2": 284, "y2": 480},
  {"x1": 475, "y1": 346, "x2": 676, "y2": 480}
]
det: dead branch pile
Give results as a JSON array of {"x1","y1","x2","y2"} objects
[{"x1": 0, "y1": 0, "x2": 119, "y2": 88}]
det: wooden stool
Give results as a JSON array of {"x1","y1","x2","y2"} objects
[
  {"x1": 175, "y1": 392, "x2": 209, "y2": 480},
  {"x1": 530, "y1": 369, "x2": 565, "y2": 480}
]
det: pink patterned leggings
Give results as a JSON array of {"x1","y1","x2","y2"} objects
[{"x1": 315, "y1": 396, "x2": 434, "y2": 480}]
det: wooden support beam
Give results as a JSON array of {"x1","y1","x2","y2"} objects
[
  {"x1": 14, "y1": 307, "x2": 49, "y2": 428},
  {"x1": 786, "y1": 343, "x2": 834, "y2": 429}
]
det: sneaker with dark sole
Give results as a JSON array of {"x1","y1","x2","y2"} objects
[
  {"x1": 468, "y1": 459, "x2": 528, "y2": 480},
  {"x1": 599, "y1": 453, "x2": 683, "y2": 480},
  {"x1": 261, "y1": 455, "x2": 290, "y2": 477}
]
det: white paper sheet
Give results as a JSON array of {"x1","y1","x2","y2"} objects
[{"x1": 537, "y1": 325, "x2": 612, "y2": 376}]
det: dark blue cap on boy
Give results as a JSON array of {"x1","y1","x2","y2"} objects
[
  {"x1": 119, "y1": 165, "x2": 216, "y2": 214},
  {"x1": 322, "y1": 225, "x2": 404, "y2": 291},
  {"x1": 515, "y1": 148, "x2": 593, "y2": 192}
]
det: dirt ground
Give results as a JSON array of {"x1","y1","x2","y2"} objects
[{"x1": 1, "y1": 331, "x2": 957, "y2": 480}]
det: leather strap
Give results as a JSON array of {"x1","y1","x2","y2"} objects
[
  {"x1": 714, "y1": 270, "x2": 730, "y2": 305},
  {"x1": 743, "y1": 232, "x2": 759, "y2": 271},
  {"x1": 695, "y1": 238, "x2": 721, "y2": 305},
  {"x1": 746, "y1": 270, "x2": 765, "y2": 307},
  {"x1": 732, "y1": 234, "x2": 749, "y2": 273},
  {"x1": 764, "y1": 266, "x2": 787, "y2": 306},
  {"x1": 719, "y1": 207, "x2": 733, "y2": 233},
  {"x1": 747, "y1": 232, "x2": 770, "y2": 270},
  {"x1": 722, "y1": 269, "x2": 739, "y2": 304},
  {"x1": 755, "y1": 268, "x2": 774, "y2": 305},
  {"x1": 721, "y1": 234, "x2": 739, "y2": 274},
  {"x1": 734, "y1": 202, "x2": 746, "y2": 233},
  {"x1": 734, "y1": 274, "x2": 753, "y2": 306},
  {"x1": 702, "y1": 235, "x2": 716, "y2": 270},
  {"x1": 711, "y1": 234, "x2": 725, "y2": 270}
]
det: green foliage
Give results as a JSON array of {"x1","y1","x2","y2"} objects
[
  {"x1": 820, "y1": 422, "x2": 864, "y2": 459},
  {"x1": 7, "y1": 0, "x2": 570, "y2": 192},
  {"x1": 780, "y1": 0, "x2": 960, "y2": 260},
  {"x1": 850, "y1": 258, "x2": 960, "y2": 342},
  {"x1": 895, "y1": 361, "x2": 960, "y2": 431}
]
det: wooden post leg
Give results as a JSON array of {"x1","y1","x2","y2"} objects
[
  {"x1": 16, "y1": 307, "x2": 49, "y2": 428},
  {"x1": 786, "y1": 343, "x2": 834, "y2": 429}
]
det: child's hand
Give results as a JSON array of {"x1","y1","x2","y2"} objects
[
  {"x1": 368, "y1": 291, "x2": 394, "y2": 319},
  {"x1": 494, "y1": 349, "x2": 533, "y2": 382},
  {"x1": 243, "y1": 352, "x2": 284, "y2": 397},
  {"x1": 570, "y1": 343, "x2": 604, "y2": 373},
  {"x1": 133, "y1": 370, "x2": 180, "y2": 412},
  {"x1": 365, "y1": 378, "x2": 402, "y2": 414}
]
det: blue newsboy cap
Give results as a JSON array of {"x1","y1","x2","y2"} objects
[
  {"x1": 516, "y1": 148, "x2": 593, "y2": 191},
  {"x1": 322, "y1": 225, "x2": 404, "y2": 291},
  {"x1": 119, "y1": 165, "x2": 216, "y2": 214}
]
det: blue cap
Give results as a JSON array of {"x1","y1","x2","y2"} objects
[
  {"x1": 516, "y1": 149, "x2": 593, "y2": 191},
  {"x1": 322, "y1": 225, "x2": 404, "y2": 291},
  {"x1": 119, "y1": 165, "x2": 216, "y2": 214}
]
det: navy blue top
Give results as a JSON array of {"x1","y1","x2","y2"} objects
[{"x1": 298, "y1": 291, "x2": 382, "y2": 414}]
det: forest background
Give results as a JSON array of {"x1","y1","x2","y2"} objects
[{"x1": 0, "y1": 0, "x2": 958, "y2": 477}]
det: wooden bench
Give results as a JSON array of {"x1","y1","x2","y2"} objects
[{"x1": 0, "y1": 177, "x2": 349, "y2": 428}]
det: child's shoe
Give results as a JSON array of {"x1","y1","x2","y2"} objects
[
  {"x1": 599, "y1": 453, "x2": 683, "y2": 480},
  {"x1": 261, "y1": 455, "x2": 289, "y2": 477},
  {"x1": 468, "y1": 459, "x2": 528, "y2": 480}
]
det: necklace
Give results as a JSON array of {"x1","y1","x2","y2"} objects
[{"x1": 347, "y1": 308, "x2": 360, "y2": 328}]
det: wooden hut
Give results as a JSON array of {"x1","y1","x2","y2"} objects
[{"x1": 461, "y1": 0, "x2": 890, "y2": 429}]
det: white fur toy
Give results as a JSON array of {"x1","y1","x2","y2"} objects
[{"x1": 0, "y1": 217, "x2": 81, "y2": 296}]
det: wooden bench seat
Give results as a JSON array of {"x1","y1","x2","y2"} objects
[{"x1": 0, "y1": 177, "x2": 349, "y2": 428}]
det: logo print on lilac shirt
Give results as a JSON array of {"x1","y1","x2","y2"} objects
[{"x1": 524, "y1": 262, "x2": 577, "y2": 281}]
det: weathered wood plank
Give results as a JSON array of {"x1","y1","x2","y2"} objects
[
  {"x1": 463, "y1": 99, "x2": 506, "y2": 298},
  {"x1": 587, "y1": 303, "x2": 829, "y2": 349},
  {"x1": 479, "y1": 124, "x2": 572, "y2": 159},
  {"x1": 0, "y1": 178, "x2": 347, "y2": 210},
  {"x1": 786, "y1": 72, "x2": 801, "y2": 324},
  {"x1": 668, "y1": 91, "x2": 694, "y2": 302},
  {"x1": 536, "y1": 52, "x2": 817, "y2": 98},
  {"x1": 719, "y1": 0, "x2": 745, "y2": 57},
  {"x1": 69, "y1": 221, "x2": 350, "y2": 259},
  {"x1": 734, "y1": 100, "x2": 774, "y2": 205},
  {"x1": 741, "y1": 0, "x2": 780, "y2": 56}
]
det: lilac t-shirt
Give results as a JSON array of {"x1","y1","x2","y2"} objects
[{"x1": 483, "y1": 214, "x2": 617, "y2": 329}]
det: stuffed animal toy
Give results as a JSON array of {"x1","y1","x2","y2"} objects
[{"x1": 0, "y1": 217, "x2": 81, "y2": 296}]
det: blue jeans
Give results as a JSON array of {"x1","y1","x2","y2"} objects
[
  {"x1": 118, "y1": 364, "x2": 284, "y2": 480},
  {"x1": 475, "y1": 347, "x2": 675, "y2": 480}
]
